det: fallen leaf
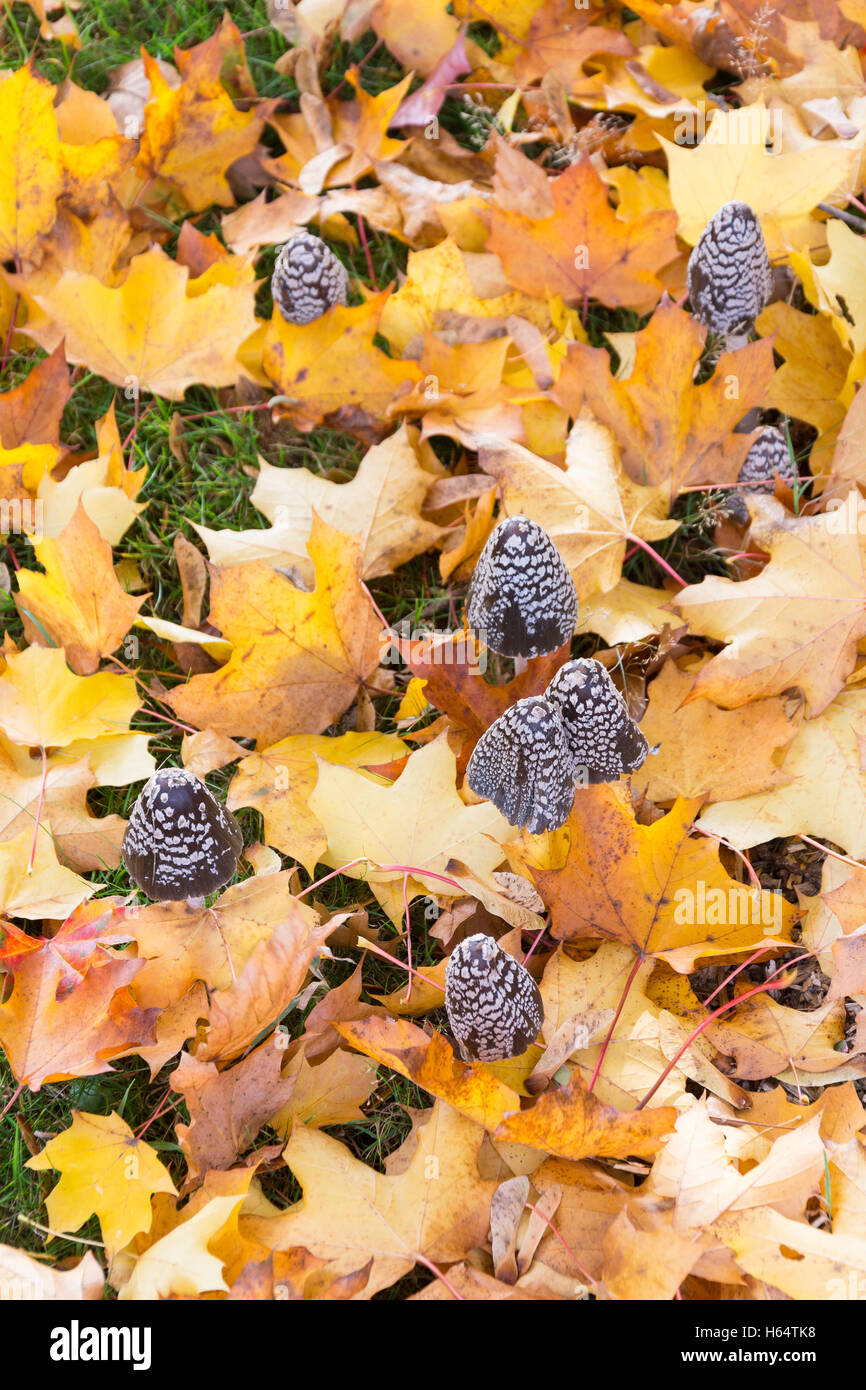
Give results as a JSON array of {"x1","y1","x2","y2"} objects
[
  {"x1": 166, "y1": 515, "x2": 386, "y2": 743},
  {"x1": 15, "y1": 503, "x2": 144, "y2": 674},
  {"x1": 487, "y1": 156, "x2": 679, "y2": 312},
  {"x1": 0, "y1": 948, "x2": 156, "y2": 1089},
  {"x1": 632, "y1": 659, "x2": 798, "y2": 801},
  {"x1": 494, "y1": 1071, "x2": 676, "y2": 1161},
  {"x1": 262, "y1": 290, "x2": 423, "y2": 438},
  {"x1": 24, "y1": 245, "x2": 258, "y2": 400},
  {"x1": 193, "y1": 907, "x2": 334, "y2": 1063},
  {"x1": 671, "y1": 494, "x2": 866, "y2": 715},
  {"x1": 227, "y1": 730, "x2": 406, "y2": 876},
  {"x1": 308, "y1": 733, "x2": 515, "y2": 923},
  {"x1": 197, "y1": 425, "x2": 447, "y2": 581},
  {"x1": 512, "y1": 785, "x2": 794, "y2": 971},
  {"x1": 136, "y1": 47, "x2": 271, "y2": 210},
  {"x1": 240, "y1": 1100, "x2": 497, "y2": 1296},
  {"x1": 27, "y1": 1110, "x2": 177, "y2": 1259},
  {"x1": 336, "y1": 1017, "x2": 522, "y2": 1130},
  {"x1": 554, "y1": 301, "x2": 775, "y2": 503}
]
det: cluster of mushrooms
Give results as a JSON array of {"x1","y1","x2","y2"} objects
[{"x1": 119, "y1": 198, "x2": 786, "y2": 1065}]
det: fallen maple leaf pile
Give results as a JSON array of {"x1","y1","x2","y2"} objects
[{"x1": 4, "y1": 0, "x2": 866, "y2": 1305}]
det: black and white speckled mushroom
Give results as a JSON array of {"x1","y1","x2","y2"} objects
[
  {"x1": 737, "y1": 426, "x2": 797, "y2": 493},
  {"x1": 465, "y1": 514, "x2": 578, "y2": 660},
  {"x1": 687, "y1": 201, "x2": 773, "y2": 340},
  {"x1": 271, "y1": 231, "x2": 349, "y2": 326},
  {"x1": 445, "y1": 933, "x2": 543, "y2": 1063},
  {"x1": 545, "y1": 657, "x2": 649, "y2": 784},
  {"x1": 121, "y1": 768, "x2": 243, "y2": 904},
  {"x1": 466, "y1": 696, "x2": 577, "y2": 833}
]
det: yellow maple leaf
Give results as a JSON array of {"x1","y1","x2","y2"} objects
[
  {"x1": 241, "y1": 1101, "x2": 496, "y2": 1297},
  {"x1": 15, "y1": 503, "x2": 145, "y2": 675},
  {"x1": 0, "y1": 66, "x2": 64, "y2": 262},
  {"x1": 308, "y1": 732, "x2": 515, "y2": 923},
  {"x1": 512, "y1": 784, "x2": 794, "y2": 972},
  {"x1": 263, "y1": 290, "x2": 422, "y2": 436},
  {"x1": 195, "y1": 424, "x2": 447, "y2": 581},
  {"x1": 660, "y1": 99, "x2": 860, "y2": 256},
  {"x1": 378, "y1": 237, "x2": 551, "y2": 357},
  {"x1": 136, "y1": 48, "x2": 269, "y2": 210},
  {"x1": 0, "y1": 645, "x2": 140, "y2": 750},
  {"x1": 24, "y1": 245, "x2": 259, "y2": 400},
  {"x1": 671, "y1": 494, "x2": 866, "y2": 715},
  {"x1": 699, "y1": 687, "x2": 866, "y2": 861},
  {"x1": 118, "y1": 1194, "x2": 245, "y2": 1300},
  {"x1": 166, "y1": 514, "x2": 386, "y2": 743},
  {"x1": 227, "y1": 730, "x2": 407, "y2": 875},
  {"x1": 0, "y1": 823, "x2": 92, "y2": 920},
  {"x1": 27, "y1": 1110, "x2": 177, "y2": 1261}
]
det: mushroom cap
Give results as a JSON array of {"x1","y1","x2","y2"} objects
[
  {"x1": 465, "y1": 514, "x2": 578, "y2": 659},
  {"x1": 545, "y1": 657, "x2": 649, "y2": 783},
  {"x1": 686, "y1": 201, "x2": 773, "y2": 338},
  {"x1": 466, "y1": 695, "x2": 577, "y2": 833},
  {"x1": 271, "y1": 230, "x2": 349, "y2": 326},
  {"x1": 738, "y1": 426, "x2": 797, "y2": 493},
  {"x1": 121, "y1": 768, "x2": 243, "y2": 902},
  {"x1": 445, "y1": 933, "x2": 543, "y2": 1063}
]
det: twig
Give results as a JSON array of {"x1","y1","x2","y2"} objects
[
  {"x1": 818, "y1": 202, "x2": 866, "y2": 233},
  {"x1": 587, "y1": 951, "x2": 643, "y2": 1094}
]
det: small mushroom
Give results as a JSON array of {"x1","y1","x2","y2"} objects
[
  {"x1": 121, "y1": 768, "x2": 243, "y2": 903},
  {"x1": 466, "y1": 514, "x2": 578, "y2": 660},
  {"x1": 445, "y1": 933, "x2": 543, "y2": 1063},
  {"x1": 737, "y1": 426, "x2": 797, "y2": 493},
  {"x1": 686, "y1": 201, "x2": 773, "y2": 339},
  {"x1": 466, "y1": 696, "x2": 577, "y2": 833},
  {"x1": 545, "y1": 657, "x2": 649, "y2": 783},
  {"x1": 271, "y1": 230, "x2": 349, "y2": 326}
]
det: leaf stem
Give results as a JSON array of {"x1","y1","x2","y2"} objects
[{"x1": 587, "y1": 951, "x2": 643, "y2": 1094}]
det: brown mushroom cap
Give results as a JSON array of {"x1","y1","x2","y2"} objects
[
  {"x1": 271, "y1": 231, "x2": 349, "y2": 326},
  {"x1": 466, "y1": 696, "x2": 577, "y2": 833},
  {"x1": 121, "y1": 768, "x2": 243, "y2": 902},
  {"x1": 687, "y1": 201, "x2": 773, "y2": 339},
  {"x1": 466, "y1": 514, "x2": 578, "y2": 659},
  {"x1": 545, "y1": 657, "x2": 649, "y2": 784},
  {"x1": 445, "y1": 933, "x2": 543, "y2": 1063}
]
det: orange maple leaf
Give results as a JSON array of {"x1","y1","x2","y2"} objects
[
  {"x1": 0, "y1": 951, "x2": 156, "y2": 1090},
  {"x1": 135, "y1": 46, "x2": 273, "y2": 210},
  {"x1": 487, "y1": 156, "x2": 679, "y2": 311},
  {"x1": 262, "y1": 290, "x2": 422, "y2": 440},
  {"x1": 553, "y1": 300, "x2": 776, "y2": 502},
  {"x1": 511, "y1": 784, "x2": 795, "y2": 971},
  {"x1": 166, "y1": 515, "x2": 386, "y2": 743}
]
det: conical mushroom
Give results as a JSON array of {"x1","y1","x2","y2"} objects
[
  {"x1": 445, "y1": 933, "x2": 543, "y2": 1063},
  {"x1": 271, "y1": 231, "x2": 348, "y2": 325},
  {"x1": 465, "y1": 514, "x2": 578, "y2": 660},
  {"x1": 545, "y1": 657, "x2": 649, "y2": 783},
  {"x1": 738, "y1": 426, "x2": 797, "y2": 493},
  {"x1": 121, "y1": 768, "x2": 243, "y2": 903},
  {"x1": 686, "y1": 201, "x2": 773, "y2": 339},
  {"x1": 466, "y1": 696, "x2": 577, "y2": 833}
]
